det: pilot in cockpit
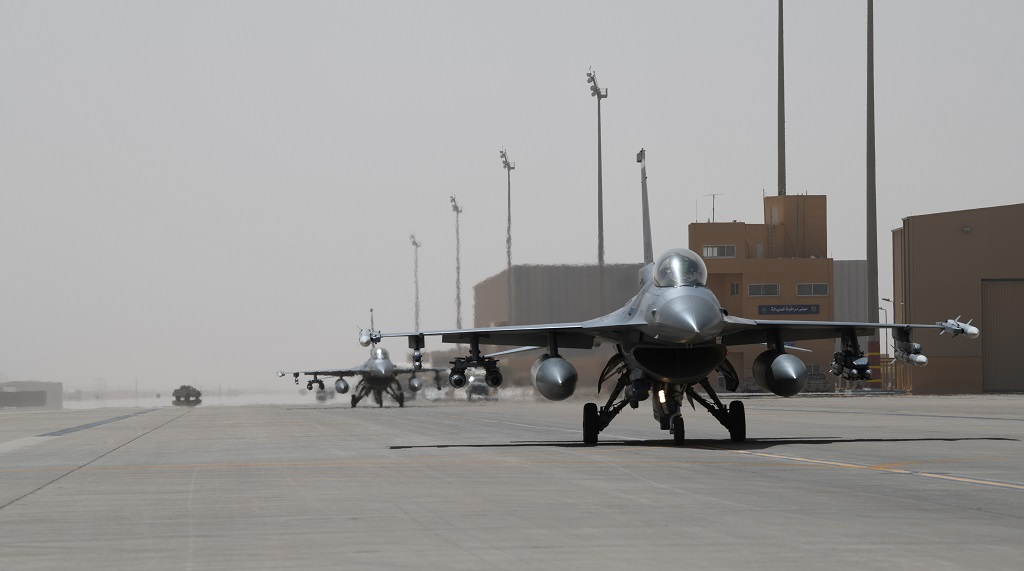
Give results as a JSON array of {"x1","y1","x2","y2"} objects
[{"x1": 653, "y1": 249, "x2": 708, "y2": 287}]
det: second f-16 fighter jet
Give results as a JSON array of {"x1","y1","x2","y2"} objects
[
  {"x1": 369, "y1": 149, "x2": 979, "y2": 443},
  {"x1": 278, "y1": 313, "x2": 446, "y2": 408}
]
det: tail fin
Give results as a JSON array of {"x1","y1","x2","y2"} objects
[{"x1": 637, "y1": 148, "x2": 654, "y2": 265}]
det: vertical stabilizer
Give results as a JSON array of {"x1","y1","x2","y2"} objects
[{"x1": 637, "y1": 149, "x2": 654, "y2": 265}]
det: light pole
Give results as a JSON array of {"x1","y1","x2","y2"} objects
[
  {"x1": 450, "y1": 195, "x2": 463, "y2": 330},
  {"x1": 878, "y1": 306, "x2": 888, "y2": 353},
  {"x1": 881, "y1": 296, "x2": 896, "y2": 356},
  {"x1": 586, "y1": 67, "x2": 609, "y2": 311},
  {"x1": 410, "y1": 234, "x2": 421, "y2": 332},
  {"x1": 882, "y1": 296, "x2": 894, "y2": 389},
  {"x1": 866, "y1": 0, "x2": 881, "y2": 371},
  {"x1": 500, "y1": 149, "x2": 515, "y2": 324}
]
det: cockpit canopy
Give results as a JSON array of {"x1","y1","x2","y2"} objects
[
  {"x1": 372, "y1": 347, "x2": 390, "y2": 361},
  {"x1": 653, "y1": 248, "x2": 707, "y2": 287}
]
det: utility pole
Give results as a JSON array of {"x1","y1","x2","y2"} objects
[
  {"x1": 586, "y1": 67, "x2": 609, "y2": 311},
  {"x1": 500, "y1": 149, "x2": 515, "y2": 324},
  {"x1": 410, "y1": 234, "x2": 421, "y2": 331},
  {"x1": 450, "y1": 195, "x2": 464, "y2": 329}
]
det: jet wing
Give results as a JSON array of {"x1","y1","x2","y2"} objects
[
  {"x1": 380, "y1": 322, "x2": 623, "y2": 350},
  {"x1": 276, "y1": 367, "x2": 365, "y2": 379},
  {"x1": 391, "y1": 365, "x2": 448, "y2": 375},
  {"x1": 718, "y1": 316, "x2": 969, "y2": 346}
]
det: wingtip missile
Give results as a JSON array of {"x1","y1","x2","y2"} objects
[
  {"x1": 358, "y1": 328, "x2": 380, "y2": 347},
  {"x1": 937, "y1": 317, "x2": 980, "y2": 338}
]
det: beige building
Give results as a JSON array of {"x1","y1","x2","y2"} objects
[
  {"x1": 892, "y1": 203, "x2": 1024, "y2": 394},
  {"x1": 689, "y1": 194, "x2": 858, "y2": 390}
]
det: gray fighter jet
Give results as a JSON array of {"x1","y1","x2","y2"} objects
[
  {"x1": 278, "y1": 314, "x2": 446, "y2": 408},
  {"x1": 372, "y1": 150, "x2": 979, "y2": 443},
  {"x1": 277, "y1": 342, "x2": 446, "y2": 408}
]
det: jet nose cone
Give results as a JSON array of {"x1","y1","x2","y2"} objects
[
  {"x1": 654, "y1": 294, "x2": 724, "y2": 343},
  {"x1": 370, "y1": 361, "x2": 393, "y2": 378}
]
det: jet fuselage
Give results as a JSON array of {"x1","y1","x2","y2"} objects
[
  {"x1": 361, "y1": 347, "x2": 398, "y2": 389},
  {"x1": 583, "y1": 248, "x2": 728, "y2": 385}
]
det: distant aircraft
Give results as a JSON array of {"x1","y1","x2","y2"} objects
[
  {"x1": 371, "y1": 149, "x2": 980, "y2": 443},
  {"x1": 278, "y1": 313, "x2": 446, "y2": 408}
]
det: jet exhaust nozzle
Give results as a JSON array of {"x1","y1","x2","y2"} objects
[{"x1": 531, "y1": 354, "x2": 578, "y2": 401}]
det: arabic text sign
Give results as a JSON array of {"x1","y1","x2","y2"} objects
[{"x1": 758, "y1": 304, "x2": 820, "y2": 315}]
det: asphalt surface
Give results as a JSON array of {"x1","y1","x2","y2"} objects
[{"x1": 2, "y1": 394, "x2": 1023, "y2": 570}]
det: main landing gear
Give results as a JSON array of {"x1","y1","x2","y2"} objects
[
  {"x1": 582, "y1": 352, "x2": 746, "y2": 446},
  {"x1": 349, "y1": 381, "x2": 405, "y2": 408}
]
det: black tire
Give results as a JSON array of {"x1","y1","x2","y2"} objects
[
  {"x1": 728, "y1": 400, "x2": 746, "y2": 442},
  {"x1": 672, "y1": 415, "x2": 686, "y2": 445},
  {"x1": 350, "y1": 395, "x2": 358, "y2": 408},
  {"x1": 397, "y1": 393, "x2": 404, "y2": 408},
  {"x1": 583, "y1": 403, "x2": 599, "y2": 445}
]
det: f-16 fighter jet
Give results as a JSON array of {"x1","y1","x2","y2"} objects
[{"x1": 371, "y1": 150, "x2": 979, "y2": 442}]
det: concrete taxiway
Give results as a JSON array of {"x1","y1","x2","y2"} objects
[{"x1": 2, "y1": 394, "x2": 1023, "y2": 570}]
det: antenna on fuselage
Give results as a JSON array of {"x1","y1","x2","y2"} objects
[{"x1": 637, "y1": 148, "x2": 654, "y2": 265}]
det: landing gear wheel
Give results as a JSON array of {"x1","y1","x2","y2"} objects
[
  {"x1": 397, "y1": 393, "x2": 405, "y2": 408},
  {"x1": 672, "y1": 415, "x2": 686, "y2": 445},
  {"x1": 728, "y1": 400, "x2": 746, "y2": 442},
  {"x1": 350, "y1": 395, "x2": 359, "y2": 408},
  {"x1": 583, "y1": 403, "x2": 599, "y2": 445}
]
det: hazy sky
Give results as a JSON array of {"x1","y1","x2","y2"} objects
[{"x1": 2, "y1": 1, "x2": 1021, "y2": 394}]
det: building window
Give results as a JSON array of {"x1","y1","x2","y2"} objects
[
  {"x1": 807, "y1": 364, "x2": 821, "y2": 374},
  {"x1": 748, "y1": 283, "x2": 780, "y2": 296},
  {"x1": 796, "y1": 283, "x2": 829, "y2": 296},
  {"x1": 730, "y1": 282, "x2": 740, "y2": 296},
  {"x1": 702, "y1": 245, "x2": 736, "y2": 258}
]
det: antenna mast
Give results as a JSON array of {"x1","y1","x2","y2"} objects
[{"x1": 704, "y1": 193, "x2": 724, "y2": 223}]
